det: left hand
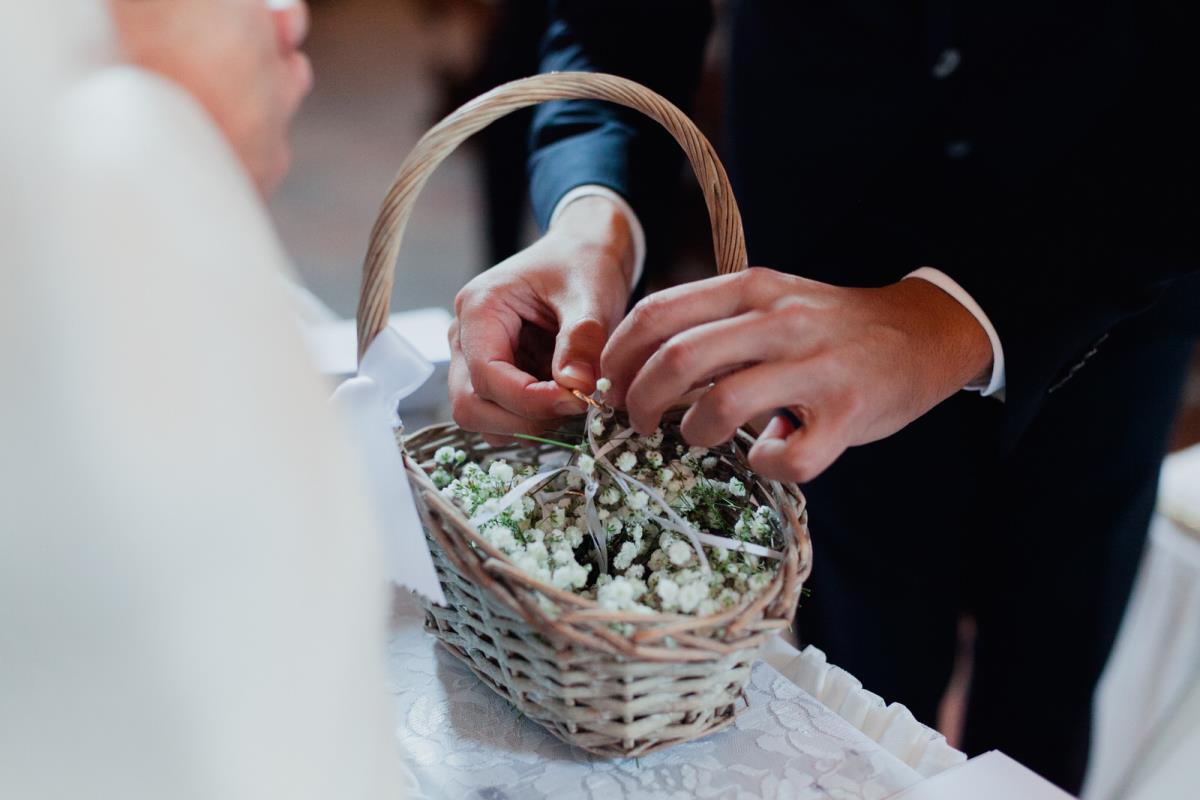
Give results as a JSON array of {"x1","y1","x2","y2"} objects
[{"x1": 600, "y1": 268, "x2": 993, "y2": 482}]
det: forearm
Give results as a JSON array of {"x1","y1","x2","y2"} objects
[{"x1": 528, "y1": 0, "x2": 712, "y2": 267}]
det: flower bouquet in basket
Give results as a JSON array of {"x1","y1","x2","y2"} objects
[{"x1": 356, "y1": 72, "x2": 811, "y2": 756}]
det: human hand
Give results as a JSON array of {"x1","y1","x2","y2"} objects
[
  {"x1": 601, "y1": 268, "x2": 993, "y2": 482},
  {"x1": 449, "y1": 196, "x2": 637, "y2": 445},
  {"x1": 108, "y1": 0, "x2": 313, "y2": 195}
]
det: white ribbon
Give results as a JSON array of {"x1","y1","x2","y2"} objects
[{"x1": 332, "y1": 327, "x2": 445, "y2": 604}]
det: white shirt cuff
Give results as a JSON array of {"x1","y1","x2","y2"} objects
[
  {"x1": 904, "y1": 266, "x2": 1006, "y2": 398},
  {"x1": 549, "y1": 184, "x2": 646, "y2": 288}
]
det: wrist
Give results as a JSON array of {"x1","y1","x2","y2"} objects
[
  {"x1": 890, "y1": 278, "x2": 994, "y2": 393},
  {"x1": 550, "y1": 195, "x2": 638, "y2": 290}
]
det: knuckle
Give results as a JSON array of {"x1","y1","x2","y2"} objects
[
  {"x1": 707, "y1": 383, "x2": 743, "y2": 428},
  {"x1": 453, "y1": 285, "x2": 474, "y2": 315},
  {"x1": 660, "y1": 335, "x2": 697, "y2": 374},
  {"x1": 628, "y1": 296, "x2": 661, "y2": 328},
  {"x1": 449, "y1": 394, "x2": 475, "y2": 428}
]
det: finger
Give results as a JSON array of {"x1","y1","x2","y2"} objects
[
  {"x1": 602, "y1": 273, "x2": 749, "y2": 405},
  {"x1": 676, "y1": 361, "x2": 805, "y2": 446},
  {"x1": 457, "y1": 305, "x2": 586, "y2": 419},
  {"x1": 448, "y1": 343, "x2": 567, "y2": 435},
  {"x1": 270, "y1": 0, "x2": 310, "y2": 51},
  {"x1": 552, "y1": 314, "x2": 606, "y2": 392},
  {"x1": 748, "y1": 410, "x2": 847, "y2": 484},
  {"x1": 625, "y1": 311, "x2": 798, "y2": 434}
]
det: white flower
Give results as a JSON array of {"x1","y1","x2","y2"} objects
[
  {"x1": 434, "y1": 446, "x2": 456, "y2": 465},
  {"x1": 677, "y1": 581, "x2": 708, "y2": 613},
  {"x1": 656, "y1": 578, "x2": 680, "y2": 609},
  {"x1": 596, "y1": 377, "x2": 613, "y2": 393},
  {"x1": 525, "y1": 540, "x2": 548, "y2": 563},
  {"x1": 626, "y1": 490, "x2": 649, "y2": 511},
  {"x1": 484, "y1": 524, "x2": 516, "y2": 551},
  {"x1": 563, "y1": 525, "x2": 584, "y2": 548},
  {"x1": 748, "y1": 572, "x2": 772, "y2": 592},
  {"x1": 728, "y1": 477, "x2": 747, "y2": 497},
  {"x1": 702, "y1": 456, "x2": 718, "y2": 471},
  {"x1": 625, "y1": 563, "x2": 646, "y2": 580},
  {"x1": 615, "y1": 451, "x2": 638, "y2": 472},
  {"x1": 613, "y1": 540, "x2": 639, "y2": 571},
  {"x1": 644, "y1": 450, "x2": 664, "y2": 468},
  {"x1": 645, "y1": 428, "x2": 664, "y2": 448},
  {"x1": 589, "y1": 415, "x2": 606, "y2": 437},
  {"x1": 578, "y1": 454, "x2": 595, "y2": 476},
  {"x1": 597, "y1": 576, "x2": 638, "y2": 610},
  {"x1": 488, "y1": 460, "x2": 514, "y2": 484},
  {"x1": 599, "y1": 487, "x2": 621, "y2": 506},
  {"x1": 551, "y1": 562, "x2": 590, "y2": 590},
  {"x1": 667, "y1": 540, "x2": 693, "y2": 566}
]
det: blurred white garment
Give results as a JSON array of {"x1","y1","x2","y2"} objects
[
  {"x1": 1, "y1": 3, "x2": 411, "y2": 799},
  {"x1": 1085, "y1": 446, "x2": 1200, "y2": 800}
]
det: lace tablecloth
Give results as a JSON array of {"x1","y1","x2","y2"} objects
[{"x1": 387, "y1": 591, "x2": 930, "y2": 799}]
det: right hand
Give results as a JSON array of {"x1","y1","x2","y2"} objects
[{"x1": 449, "y1": 196, "x2": 636, "y2": 445}]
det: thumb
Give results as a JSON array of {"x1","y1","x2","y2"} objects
[{"x1": 553, "y1": 313, "x2": 608, "y2": 392}]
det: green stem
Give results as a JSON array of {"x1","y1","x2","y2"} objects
[{"x1": 511, "y1": 433, "x2": 585, "y2": 452}]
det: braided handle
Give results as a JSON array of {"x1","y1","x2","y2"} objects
[{"x1": 356, "y1": 71, "x2": 748, "y2": 361}]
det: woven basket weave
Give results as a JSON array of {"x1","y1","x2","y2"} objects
[{"x1": 356, "y1": 72, "x2": 812, "y2": 757}]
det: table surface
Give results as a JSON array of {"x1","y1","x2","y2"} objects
[{"x1": 387, "y1": 591, "x2": 925, "y2": 800}]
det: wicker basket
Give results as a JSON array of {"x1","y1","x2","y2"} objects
[{"x1": 355, "y1": 72, "x2": 813, "y2": 757}]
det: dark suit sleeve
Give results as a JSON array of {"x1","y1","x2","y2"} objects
[
  {"x1": 950, "y1": 127, "x2": 1199, "y2": 442},
  {"x1": 528, "y1": 0, "x2": 713, "y2": 273}
]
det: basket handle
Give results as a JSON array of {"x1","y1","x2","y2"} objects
[{"x1": 356, "y1": 71, "x2": 748, "y2": 361}]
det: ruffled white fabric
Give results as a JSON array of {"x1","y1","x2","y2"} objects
[{"x1": 759, "y1": 638, "x2": 967, "y2": 780}]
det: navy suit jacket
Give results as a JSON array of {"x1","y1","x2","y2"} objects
[{"x1": 527, "y1": 0, "x2": 1199, "y2": 441}]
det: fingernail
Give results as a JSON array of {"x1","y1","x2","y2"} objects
[
  {"x1": 554, "y1": 396, "x2": 589, "y2": 416},
  {"x1": 559, "y1": 361, "x2": 594, "y2": 386}
]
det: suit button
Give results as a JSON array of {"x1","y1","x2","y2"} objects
[
  {"x1": 932, "y1": 48, "x2": 961, "y2": 79},
  {"x1": 945, "y1": 139, "x2": 972, "y2": 159}
]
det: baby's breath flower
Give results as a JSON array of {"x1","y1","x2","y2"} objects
[
  {"x1": 595, "y1": 377, "x2": 613, "y2": 393},
  {"x1": 434, "y1": 446, "x2": 456, "y2": 465},
  {"x1": 656, "y1": 577, "x2": 680, "y2": 610},
  {"x1": 728, "y1": 476, "x2": 747, "y2": 498},
  {"x1": 677, "y1": 581, "x2": 707, "y2": 613},
  {"x1": 589, "y1": 415, "x2": 605, "y2": 437},
  {"x1": 615, "y1": 451, "x2": 637, "y2": 472},
  {"x1": 487, "y1": 459, "x2": 514, "y2": 485},
  {"x1": 613, "y1": 540, "x2": 639, "y2": 571},
  {"x1": 667, "y1": 540, "x2": 694, "y2": 566}
]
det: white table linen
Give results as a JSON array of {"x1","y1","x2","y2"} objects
[{"x1": 388, "y1": 590, "x2": 962, "y2": 799}]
